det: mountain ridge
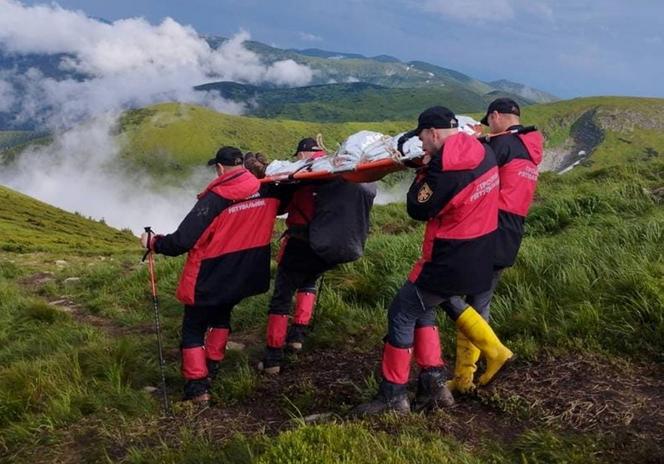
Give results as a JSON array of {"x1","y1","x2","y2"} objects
[{"x1": 0, "y1": 37, "x2": 556, "y2": 130}]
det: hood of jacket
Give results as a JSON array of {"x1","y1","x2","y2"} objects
[{"x1": 197, "y1": 168, "x2": 260, "y2": 201}]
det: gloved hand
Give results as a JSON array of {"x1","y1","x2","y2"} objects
[
  {"x1": 244, "y1": 152, "x2": 269, "y2": 178},
  {"x1": 140, "y1": 232, "x2": 160, "y2": 250},
  {"x1": 140, "y1": 232, "x2": 150, "y2": 249},
  {"x1": 397, "y1": 129, "x2": 418, "y2": 156}
]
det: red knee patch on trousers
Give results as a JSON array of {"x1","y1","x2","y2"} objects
[
  {"x1": 382, "y1": 342, "x2": 412, "y2": 385},
  {"x1": 266, "y1": 314, "x2": 288, "y2": 348},
  {"x1": 181, "y1": 346, "x2": 207, "y2": 380},
  {"x1": 414, "y1": 325, "x2": 445, "y2": 369},
  {"x1": 205, "y1": 328, "x2": 229, "y2": 362},
  {"x1": 293, "y1": 291, "x2": 316, "y2": 325}
]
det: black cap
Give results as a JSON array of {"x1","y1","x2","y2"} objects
[
  {"x1": 294, "y1": 137, "x2": 321, "y2": 156},
  {"x1": 413, "y1": 106, "x2": 458, "y2": 135},
  {"x1": 480, "y1": 98, "x2": 521, "y2": 125},
  {"x1": 207, "y1": 146, "x2": 244, "y2": 166}
]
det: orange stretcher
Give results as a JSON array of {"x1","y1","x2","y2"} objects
[
  {"x1": 259, "y1": 126, "x2": 536, "y2": 184},
  {"x1": 259, "y1": 156, "x2": 410, "y2": 184}
]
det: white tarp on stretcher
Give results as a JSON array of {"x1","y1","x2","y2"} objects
[{"x1": 264, "y1": 115, "x2": 481, "y2": 176}]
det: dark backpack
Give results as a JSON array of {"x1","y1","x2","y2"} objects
[{"x1": 308, "y1": 179, "x2": 377, "y2": 265}]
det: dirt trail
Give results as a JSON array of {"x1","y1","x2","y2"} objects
[
  {"x1": 155, "y1": 348, "x2": 664, "y2": 463},
  {"x1": 19, "y1": 271, "x2": 153, "y2": 337}
]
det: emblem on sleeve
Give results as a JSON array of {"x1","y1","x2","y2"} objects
[{"x1": 417, "y1": 183, "x2": 433, "y2": 203}]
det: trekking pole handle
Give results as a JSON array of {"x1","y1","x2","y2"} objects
[{"x1": 142, "y1": 226, "x2": 153, "y2": 262}]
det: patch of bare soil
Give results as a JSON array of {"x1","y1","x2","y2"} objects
[
  {"x1": 20, "y1": 343, "x2": 664, "y2": 463},
  {"x1": 483, "y1": 353, "x2": 664, "y2": 462},
  {"x1": 16, "y1": 286, "x2": 662, "y2": 464},
  {"x1": 18, "y1": 271, "x2": 55, "y2": 287},
  {"x1": 164, "y1": 349, "x2": 664, "y2": 462},
  {"x1": 45, "y1": 297, "x2": 152, "y2": 336},
  {"x1": 191, "y1": 347, "x2": 380, "y2": 432}
]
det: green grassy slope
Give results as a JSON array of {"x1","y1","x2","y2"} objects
[
  {"x1": 5, "y1": 97, "x2": 659, "y2": 178},
  {"x1": 117, "y1": 97, "x2": 664, "y2": 178},
  {"x1": 521, "y1": 96, "x2": 664, "y2": 168},
  {"x1": 0, "y1": 185, "x2": 137, "y2": 253},
  {"x1": 0, "y1": 131, "x2": 52, "y2": 165},
  {"x1": 119, "y1": 103, "x2": 409, "y2": 174}
]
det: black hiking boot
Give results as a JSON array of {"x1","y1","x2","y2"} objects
[
  {"x1": 413, "y1": 367, "x2": 455, "y2": 412},
  {"x1": 352, "y1": 381, "x2": 411, "y2": 417},
  {"x1": 257, "y1": 347, "x2": 284, "y2": 375},
  {"x1": 206, "y1": 360, "x2": 220, "y2": 383},
  {"x1": 183, "y1": 379, "x2": 211, "y2": 405},
  {"x1": 286, "y1": 324, "x2": 309, "y2": 352}
]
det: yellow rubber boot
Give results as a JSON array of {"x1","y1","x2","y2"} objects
[
  {"x1": 447, "y1": 329, "x2": 481, "y2": 393},
  {"x1": 456, "y1": 306, "x2": 513, "y2": 386}
]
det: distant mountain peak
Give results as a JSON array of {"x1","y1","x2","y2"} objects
[{"x1": 489, "y1": 79, "x2": 559, "y2": 103}]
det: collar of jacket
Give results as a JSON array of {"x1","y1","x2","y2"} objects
[{"x1": 197, "y1": 168, "x2": 260, "y2": 200}]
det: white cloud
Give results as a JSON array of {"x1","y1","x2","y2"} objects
[
  {"x1": 298, "y1": 32, "x2": 323, "y2": 42},
  {"x1": 0, "y1": 78, "x2": 15, "y2": 112},
  {"x1": 0, "y1": 0, "x2": 316, "y2": 233},
  {"x1": 375, "y1": 178, "x2": 410, "y2": 205},
  {"x1": 0, "y1": 1, "x2": 314, "y2": 128},
  {"x1": 264, "y1": 59, "x2": 315, "y2": 86},
  {"x1": 0, "y1": 115, "x2": 207, "y2": 234},
  {"x1": 206, "y1": 30, "x2": 314, "y2": 86}
]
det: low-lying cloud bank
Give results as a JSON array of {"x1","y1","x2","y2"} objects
[
  {"x1": 4, "y1": 115, "x2": 213, "y2": 234},
  {"x1": 0, "y1": 1, "x2": 314, "y2": 127},
  {"x1": 0, "y1": 1, "x2": 315, "y2": 234}
]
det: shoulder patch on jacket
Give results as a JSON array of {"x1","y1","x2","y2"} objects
[
  {"x1": 417, "y1": 182, "x2": 433, "y2": 203},
  {"x1": 193, "y1": 203, "x2": 210, "y2": 217}
]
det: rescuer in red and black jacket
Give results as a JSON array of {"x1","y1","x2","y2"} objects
[
  {"x1": 448, "y1": 98, "x2": 544, "y2": 395},
  {"x1": 482, "y1": 98, "x2": 543, "y2": 270},
  {"x1": 258, "y1": 138, "x2": 334, "y2": 375},
  {"x1": 140, "y1": 146, "x2": 286, "y2": 403},
  {"x1": 355, "y1": 106, "x2": 512, "y2": 416}
]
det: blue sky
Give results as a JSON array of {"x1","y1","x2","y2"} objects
[{"x1": 18, "y1": 0, "x2": 664, "y2": 98}]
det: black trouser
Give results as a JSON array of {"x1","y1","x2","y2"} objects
[
  {"x1": 387, "y1": 281, "x2": 468, "y2": 348},
  {"x1": 465, "y1": 269, "x2": 503, "y2": 321},
  {"x1": 181, "y1": 302, "x2": 236, "y2": 348},
  {"x1": 267, "y1": 265, "x2": 323, "y2": 316}
]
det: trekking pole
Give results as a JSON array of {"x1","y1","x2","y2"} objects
[
  {"x1": 142, "y1": 226, "x2": 171, "y2": 415},
  {"x1": 478, "y1": 125, "x2": 537, "y2": 143},
  {"x1": 312, "y1": 274, "x2": 325, "y2": 330}
]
